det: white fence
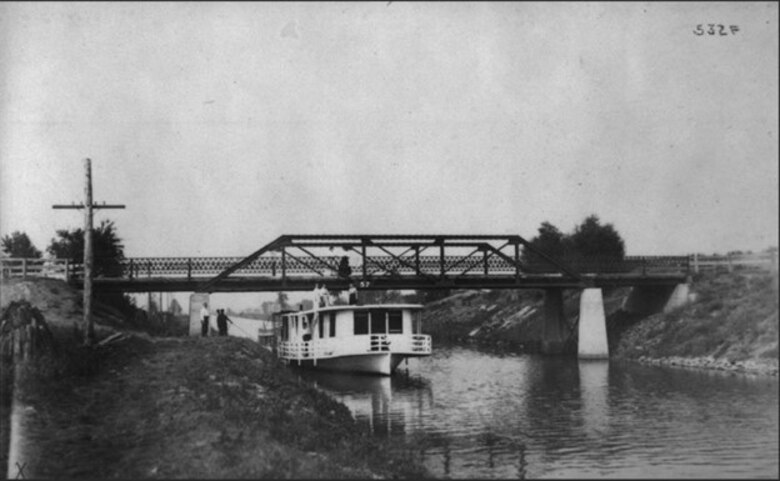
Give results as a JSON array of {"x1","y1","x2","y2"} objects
[
  {"x1": 691, "y1": 252, "x2": 778, "y2": 273},
  {"x1": 0, "y1": 258, "x2": 70, "y2": 280}
]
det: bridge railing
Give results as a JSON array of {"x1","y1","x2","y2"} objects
[
  {"x1": 54, "y1": 254, "x2": 694, "y2": 281},
  {"x1": 521, "y1": 256, "x2": 692, "y2": 275}
]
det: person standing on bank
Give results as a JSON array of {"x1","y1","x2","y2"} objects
[
  {"x1": 200, "y1": 302, "x2": 210, "y2": 337},
  {"x1": 216, "y1": 308, "x2": 233, "y2": 337}
]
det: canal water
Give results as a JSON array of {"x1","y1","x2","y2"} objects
[{"x1": 296, "y1": 346, "x2": 779, "y2": 479}]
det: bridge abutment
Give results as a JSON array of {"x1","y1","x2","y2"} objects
[
  {"x1": 578, "y1": 288, "x2": 609, "y2": 359},
  {"x1": 542, "y1": 288, "x2": 567, "y2": 354},
  {"x1": 622, "y1": 282, "x2": 692, "y2": 316},
  {"x1": 663, "y1": 282, "x2": 691, "y2": 313}
]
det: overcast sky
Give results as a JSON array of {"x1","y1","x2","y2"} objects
[{"x1": 2, "y1": 2, "x2": 778, "y2": 264}]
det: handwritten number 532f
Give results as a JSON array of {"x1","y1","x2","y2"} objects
[{"x1": 694, "y1": 24, "x2": 739, "y2": 36}]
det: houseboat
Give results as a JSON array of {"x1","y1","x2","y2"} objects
[{"x1": 273, "y1": 304, "x2": 432, "y2": 375}]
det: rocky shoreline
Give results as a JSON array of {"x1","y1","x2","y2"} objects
[{"x1": 627, "y1": 354, "x2": 779, "y2": 377}]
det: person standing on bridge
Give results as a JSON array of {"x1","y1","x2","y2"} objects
[{"x1": 200, "y1": 302, "x2": 210, "y2": 337}]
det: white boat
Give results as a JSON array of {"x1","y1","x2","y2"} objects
[{"x1": 273, "y1": 304, "x2": 432, "y2": 375}]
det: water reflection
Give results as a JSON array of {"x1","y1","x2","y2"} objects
[
  {"x1": 579, "y1": 360, "x2": 609, "y2": 439},
  {"x1": 295, "y1": 368, "x2": 433, "y2": 437},
  {"x1": 293, "y1": 348, "x2": 778, "y2": 479}
]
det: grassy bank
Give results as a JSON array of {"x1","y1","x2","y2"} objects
[
  {"x1": 420, "y1": 270, "x2": 778, "y2": 376},
  {"x1": 1, "y1": 279, "x2": 430, "y2": 478},
  {"x1": 612, "y1": 270, "x2": 778, "y2": 375}
]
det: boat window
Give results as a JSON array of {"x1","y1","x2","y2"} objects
[
  {"x1": 281, "y1": 317, "x2": 289, "y2": 340},
  {"x1": 354, "y1": 310, "x2": 369, "y2": 335},
  {"x1": 388, "y1": 310, "x2": 403, "y2": 334},
  {"x1": 413, "y1": 311, "x2": 422, "y2": 334},
  {"x1": 370, "y1": 309, "x2": 387, "y2": 334},
  {"x1": 318, "y1": 313, "x2": 324, "y2": 338},
  {"x1": 329, "y1": 312, "x2": 336, "y2": 337}
]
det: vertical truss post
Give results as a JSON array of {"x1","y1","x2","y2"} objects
[
  {"x1": 129, "y1": 259, "x2": 134, "y2": 279},
  {"x1": 483, "y1": 247, "x2": 489, "y2": 275},
  {"x1": 281, "y1": 248, "x2": 287, "y2": 284},
  {"x1": 361, "y1": 241, "x2": 367, "y2": 280},
  {"x1": 414, "y1": 245, "x2": 420, "y2": 275},
  {"x1": 439, "y1": 242, "x2": 445, "y2": 278},
  {"x1": 514, "y1": 241, "x2": 520, "y2": 281},
  {"x1": 187, "y1": 258, "x2": 192, "y2": 281}
]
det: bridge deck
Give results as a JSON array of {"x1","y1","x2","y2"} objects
[{"x1": 88, "y1": 272, "x2": 687, "y2": 293}]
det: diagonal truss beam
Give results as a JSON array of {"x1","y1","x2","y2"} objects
[
  {"x1": 444, "y1": 245, "x2": 485, "y2": 277},
  {"x1": 294, "y1": 245, "x2": 341, "y2": 273},
  {"x1": 197, "y1": 235, "x2": 286, "y2": 292},
  {"x1": 281, "y1": 249, "x2": 326, "y2": 277}
]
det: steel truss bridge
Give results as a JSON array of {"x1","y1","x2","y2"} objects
[{"x1": 70, "y1": 235, "x2": 690, "y2": 293}]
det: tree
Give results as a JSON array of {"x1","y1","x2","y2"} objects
[
  {"x1": 568, "y1": 215, "x2": 625, "y2": 260},
  {"x1": 361, "y1": 289, "x2": 403, "y2": 304},
  {"x1": 521, "y1": 221, "x2": 566, "y2": 268},
  {"x1": 47, "y1": 219, "x2": 125, "y2": 277},
  {"x1": 47, "y1": 219, "x2": 134, "y2": 315},
  {"x1": 1, "y1": 231, "x2": 42, "y2": 258},
  {"x1": 277, "y1": 292, "x2": 289, "y2": 311},
  {"x1": 520, "y1": 215, "x2": 626, "y2": 273},
  {"x1": 169, "y1": 298, "x2": 183, "y2": 316}
]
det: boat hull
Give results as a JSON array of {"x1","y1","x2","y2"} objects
[{"x1": 290, "y1": 352, "x2": 409, "y2": 376}]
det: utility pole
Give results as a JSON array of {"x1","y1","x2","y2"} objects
[{"x1": 53, "y1": 158, "x2": 125, "y2": 345}]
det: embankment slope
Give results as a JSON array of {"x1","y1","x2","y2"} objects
[
  {"x1": 0, "y1": 278, "x2": 428, "y2": 478},
  {"x1": 422, "y1": 270, "x2": 778, "y2": 376}
]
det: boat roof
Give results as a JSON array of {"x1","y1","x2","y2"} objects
[{"x1": 279, "y1": 304, "x2": 424, "y2": 316}]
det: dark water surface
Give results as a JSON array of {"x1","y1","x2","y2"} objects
[{"x1": 297, "y1": 346, "x2": 779, "y2": 478}]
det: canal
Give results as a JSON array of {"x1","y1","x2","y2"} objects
[{"x1": 296, "y1": 346, "x2": 779, "y2": 479}]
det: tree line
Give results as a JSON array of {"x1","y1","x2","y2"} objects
[{"x1": 2, "y1": 220, "x2": 134, "y2": 314}]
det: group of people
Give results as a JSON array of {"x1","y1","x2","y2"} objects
[
  {"x1": 313, "y1": 282, "x2": 359, "y2": 308},
  {"x1": 199, "y1": 302, "x2": 233, "y2": 337}
]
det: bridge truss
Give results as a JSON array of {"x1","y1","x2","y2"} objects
[{"x1": 77, "y1": 234, "x2": 689, "y2": 293}]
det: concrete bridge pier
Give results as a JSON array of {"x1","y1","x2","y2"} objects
[
  {"x1": 578, "y1": 288, "x2": 609, "y2": 360},
  {"x1": 541, "y1": 288, "x2": 567, "y2": 354}
]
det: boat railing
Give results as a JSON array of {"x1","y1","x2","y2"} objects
[
  {"x1": 410, "y1": 334, "x2": 432, "y2": 354},
  {"x1": 370, "y1": 334, "x2": 390, "y2": 352},
  {"x1": 278, "y1": 333, "x2": 432, "y2": 360}
]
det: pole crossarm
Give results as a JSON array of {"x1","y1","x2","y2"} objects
[{"x1": 52, "y1": 204, "x2": 126, "y2": 209}]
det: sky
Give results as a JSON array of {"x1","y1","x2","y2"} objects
[{"x1": 2, "y1": 2, "x2": 778, "y2": 267}]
